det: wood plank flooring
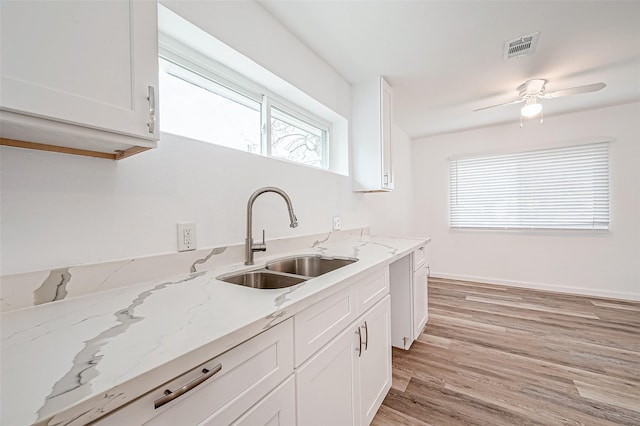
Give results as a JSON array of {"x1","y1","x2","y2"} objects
[{"x1": 372, "y1": 277, "x2": 640, "y2": 425}]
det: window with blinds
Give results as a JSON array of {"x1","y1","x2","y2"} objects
[{"x1": 449, "y1": 142, "x2": 609, "y2": 230}]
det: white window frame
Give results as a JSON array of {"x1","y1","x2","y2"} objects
[
  {"x1": 449, "y1": 141, "x2": 610, "y2": 230},
  {"x1": 158, "y1": 34, "x2": 331, "y2": 170}
]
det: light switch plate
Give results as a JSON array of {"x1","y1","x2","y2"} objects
[{"x1": 177, "y1": 223, "x2": 196, "y2": 251}]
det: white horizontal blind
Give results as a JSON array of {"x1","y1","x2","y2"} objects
[{"x1": 449, "y1": 142, "x2": 609, "y2": 230}]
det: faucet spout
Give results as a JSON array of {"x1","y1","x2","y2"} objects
[
  {"x1": 288, "y1": 208, "x2": 299, "y2": 228},
  {"x1": 245, "y1": 187, "x2": 298, "y2": 265}
]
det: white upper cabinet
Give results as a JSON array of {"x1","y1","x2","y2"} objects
[
  {"x1": 352, "y1": 77, "x2": 394, "y2": 192},
  {"x1": 0, "y1": 0, "x2": 159, "y2": 159}
]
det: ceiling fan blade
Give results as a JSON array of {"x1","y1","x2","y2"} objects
[
  {"x1": 473, "y1": 98, "x2": 523, "y2": 112},
  {"x1": 542, "y1": 82, "x2": 606, "y2": 99}
]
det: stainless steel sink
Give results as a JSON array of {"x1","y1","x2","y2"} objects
[
  {"x1": 266, "y1": 255, "x2": 358, "y2": 277},
  {"x1": 218, "y1": 271, "x2": 307, "y2": 289},
  {"x1": 218, "y1": 255, "x2": 358, "y2": 289}
]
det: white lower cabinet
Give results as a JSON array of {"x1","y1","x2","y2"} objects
[
  {"x1": 92, "y1": 267, "x2": 394, "y2": 426},
  {"x1": 390, "y1": 245, "x2": 429, "y2": 349},
  {"x1": 296, "y1": 295, "x2": 391, "y2": 426},
  {"x1": 412, "y1": 263, "x2": 429, "y2": 341}
]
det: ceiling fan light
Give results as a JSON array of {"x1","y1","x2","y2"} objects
[{"x1": 521, "y1": 102, "x2": 542, "y2": 118}]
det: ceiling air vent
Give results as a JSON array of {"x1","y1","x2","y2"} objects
[{"x1": 504, "y1": 32, "x2": 540, "y2": 60}]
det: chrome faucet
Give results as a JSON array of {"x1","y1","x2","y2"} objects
[{"x1": 245, "y1": 187, "x2": 298, "y2": 265}]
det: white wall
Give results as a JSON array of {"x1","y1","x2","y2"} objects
[
  {"x1": 365, "y1": 123, "x2": 415, "y2": 237},
  {"x1": 413, "y1": 102, "x2": 640, "y2": 299},
  {"x1": 0, "y1": 135, "x2": 370, "y2": 275},
  {"x1": 0, "y1": 1, "x2": 367, "y2": 275}
]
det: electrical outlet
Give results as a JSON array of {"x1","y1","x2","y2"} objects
[
  {"x1": 177, "y1": 223, "x2": 196, "y2": 252},
  {"x1": 332, "y1": 216, "x2": 341, "y2": 231}
]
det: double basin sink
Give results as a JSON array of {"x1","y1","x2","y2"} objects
[{"x1": 217, "y1": 255, "x2": 358, "y2": 289}]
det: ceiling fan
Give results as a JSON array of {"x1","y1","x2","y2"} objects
[{"x1": 474, "y1": 79, "x2": 606, "y2": 125}]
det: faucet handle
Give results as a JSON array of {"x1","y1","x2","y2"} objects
[{"x1": 252, "y1": 229, "x2": 267, "y2": 252}]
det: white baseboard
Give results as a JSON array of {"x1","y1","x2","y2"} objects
[{"x1": 430, "y1": 271, "x2": 640, "y2": 301}]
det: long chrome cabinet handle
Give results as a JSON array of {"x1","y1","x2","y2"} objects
[
  {"x1": 154, "y1": 363, "x2": 222, "y2": 409},
  {"x1": 355, "y1": 328, "x2": 363, "y2": 357},
  {"x1": 363, "y1": 321, "x2": 369, "y2": 351},
  {"x1": 147, "y1": 85, "x2": 156, "y2": 134}
]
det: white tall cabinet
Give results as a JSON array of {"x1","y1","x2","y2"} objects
[
  {"x1": 0, "y1": 0, "x2": 159, "y2": 158},
  {"x1": 352, "y1": 77, "x2": 394, "y2": 192}
]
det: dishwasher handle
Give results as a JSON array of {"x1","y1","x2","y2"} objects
[{"x1": 154, "y1": 363, "x2": 222, "y2": 409}]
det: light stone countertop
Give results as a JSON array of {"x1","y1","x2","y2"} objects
[{"x1": 0, "y1": 236, "x2": 428, "y2": 426}]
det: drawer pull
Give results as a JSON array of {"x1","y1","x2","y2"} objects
[
  {"x1": 356, "y1": 328, "x2": 364, "y2": 357},
  {"x1": 154, "y1": 363, "x2": 222, "y2": 409}
]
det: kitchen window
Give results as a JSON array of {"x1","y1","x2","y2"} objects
[
  {"x1": 158, "y1": 47, "x2": 330, "y2": 170},
  {"x1": 270, "y1": 106, "x2": 327, "y2": 169},
  {"x1": 449, "y1": 142, "x2": 610, "y2": 230},
  {"x1": 160, "y1": 58, "x2": 262, "y2": 153}
]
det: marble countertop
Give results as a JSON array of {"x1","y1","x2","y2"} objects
[{"x1": 1, "y1": 236, "x2": 427, "y2": 426}]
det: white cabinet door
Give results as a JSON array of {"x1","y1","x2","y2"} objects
[
  {"x1": 413, "y1": 264, "x2": 429, "y2": 340},
  {"x1": 380, "y1": 78, "x2": 394, "y2": 190},
  {"x1": 228, "y1": 376, "x2": 295, "y2": 426},
  {"x1": 296, "y1": 322, "x2": 359, "y2": 426},
  {"x1": 389, "y1": 254, "x2": 413, "y2": 349},
  {"x1": 357, "y1": 296, "x2": 391, "y2": 425},
  {"x1": 1, "y1": 0, "x2": 159, "y2": 154}
]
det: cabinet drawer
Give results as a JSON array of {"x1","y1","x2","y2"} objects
[
  {"x1": 94, "y1": 319, "x2": 293, "y2": 426},
  {"x1": 355, "y1": 268, "x2": 389, "y2": 316},
  {"x1": 294, "y1": 286, "x2": 357, "y2": 367},
  {"x1": 413, "y1": 245, "x2": 426, "y2": 270}
]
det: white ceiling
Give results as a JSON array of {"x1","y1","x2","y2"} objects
[{"x1": 258, "y1": 1, "x2": 640, "y2": 138}]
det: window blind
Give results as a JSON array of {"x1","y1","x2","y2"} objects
[{"x1": 449, "y1": 142, "x2": 609, "y2": 230}]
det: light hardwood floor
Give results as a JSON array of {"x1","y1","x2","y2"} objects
[{"x1": 372, "y1": 277, "x2": 640, "y2": 425}]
